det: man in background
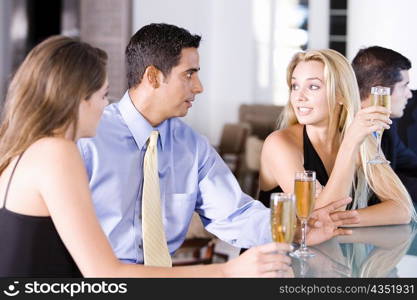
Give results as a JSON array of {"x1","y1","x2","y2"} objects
[{"x1": 352, "y1": 46, "x2": 417, "y2": 203}]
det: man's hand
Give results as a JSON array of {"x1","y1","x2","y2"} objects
[{"x1": 305, "y1": 197, "x2": 360, "y2": 245}]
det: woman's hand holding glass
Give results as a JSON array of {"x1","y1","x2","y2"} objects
[
  {"x1": 344, "y1": 105, "x2": 391, "y2": 148},
  {"x1": 367, "y1": 86, "x2": 392, "y2": 164}
]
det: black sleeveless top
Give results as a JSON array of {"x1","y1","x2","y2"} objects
[
  {"x1": 0, "y1": 154, "x2": 82, "y2": 277},
  {"x1": 258, "y1": 126, "x2": 380, "y2": 208}
]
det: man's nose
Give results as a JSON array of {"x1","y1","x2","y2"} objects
[
  {"x1": 193, "y1": 77, "x2": 204, "y2": 94},
  {"x1": 406, "y1": 87, "x2": 413, "y2": 99}
]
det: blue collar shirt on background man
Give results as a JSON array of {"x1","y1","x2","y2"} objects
[{"x1": 77, "y1": 92, "x2": 271, "y2": 264}]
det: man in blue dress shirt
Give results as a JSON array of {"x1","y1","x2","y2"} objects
[{"x1": 78, "y1": 23, "x2": 357, "y2": 264}]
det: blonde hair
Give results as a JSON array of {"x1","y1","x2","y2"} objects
[
  {"x1": 359, "y1": 237, "x2": 412, "y2": 277},
  {"x1": 347, "y1": 225, "x2": 416, "y2": 277},
  {"x1": 279, "y1": 49, "x2": 416, "y2": 220},
  {"x1": 0, "y1": 36, "x2": 107, "y2": 174}
]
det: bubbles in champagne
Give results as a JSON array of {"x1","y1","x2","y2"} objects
[
  {"x1": 371, "y1": 93, "x2": 391, "y2": 110},
  {"x1": 294, "y1": 179, "x2": 316, "y2": 220},
  {"x1": 270, "y1": 195, "x2": 296, "y2": 243}
]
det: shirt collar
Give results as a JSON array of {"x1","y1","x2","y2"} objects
[{"x1": 117, "y1": 91, "x2": 168, "y2": 151}]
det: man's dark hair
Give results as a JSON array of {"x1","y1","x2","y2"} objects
[
  {"x1": 352, "y1": 46, "x2": 411, "y2": 100},
  {"x1": 125, "y1": 23, "x2": 201, "y2": 88}
]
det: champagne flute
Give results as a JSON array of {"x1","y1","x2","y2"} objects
[
  {"x1": 270, "y1": 192, "x2": 296, "y2": 276},
  {"x1": 270, "y1": 192, "x2": 296, "y2": 245},
  {"x1": 367, "y1": 86, "x2": 391, "y2": 164},
  {"x1": 291, "y1": 170, "x2": 316, "y2": 258}
]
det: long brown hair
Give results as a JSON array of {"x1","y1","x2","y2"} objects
[{"x1": 0, "y1": 35, "x2": 107, "y2": 174}]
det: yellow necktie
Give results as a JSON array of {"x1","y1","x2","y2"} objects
[{"x1": 142, "y1": 131, "x2": 172, "y2": 267}]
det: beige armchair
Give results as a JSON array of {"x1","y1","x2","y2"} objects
[
  {"x1": 238, "y1": 104, "x2": 284, "y2": 198},
  {"x1": 217, "y1": 122, "x2": 250, "y2": 177}
]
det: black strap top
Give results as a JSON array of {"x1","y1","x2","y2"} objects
[
  {"x1": 0, "y1": 154, "x2": 82, "y2": 277},
  {"x1": 258, "y1": 126, "x2": 379, "y2": 208},
  {"x1": 259, "y1": 126, "x2": 329, "y2": 207}
]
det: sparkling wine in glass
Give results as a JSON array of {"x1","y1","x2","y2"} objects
[
  {"x1": 270, "y1": 192, "x2": 296, "y2": 276},
  {"x1": 270, "y1": 193, "x2": 296, "y2": 244},
  {"x1": 367, "y1": 86, "x2": 391, "y2": 165},
  {"x1": 291, "y1": 170, "x2": 316, "y2": 258}
]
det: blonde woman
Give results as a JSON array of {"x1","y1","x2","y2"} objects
[
  {"x1": 0, "y1": 36, "x2": 293, "y2": 277},
  {"x1": 259, "y1": 49, "x2": 416, "y2": 226}
]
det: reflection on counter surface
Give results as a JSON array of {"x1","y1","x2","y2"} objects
[{"x1": 291, "y1": 224, "x2": 417, "y2": 277}]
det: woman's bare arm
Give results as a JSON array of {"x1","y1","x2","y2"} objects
[{"x1": 35, "y1": 138, "x2": 292, "y2": 277}]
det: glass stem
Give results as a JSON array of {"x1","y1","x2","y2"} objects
[
  {"x1": 301, "y1": 219, "x2": 307, "y2": 251},
  {"x1": 375, "y1": 131, "x2": 383, "y2": 157}
]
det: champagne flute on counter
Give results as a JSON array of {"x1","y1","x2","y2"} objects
[
  {"x1": 291, "y1": 170, "x2": 316, "y2": 258},
  {"x1": 367, "y1": 86, "x2": 391, "y2": 164},
  {"x1": 270, "y1": 192, "x2": 296, "y2": 276},
  {"x1": 270, "y1": 192, "x2": 296, "y2": 244}
]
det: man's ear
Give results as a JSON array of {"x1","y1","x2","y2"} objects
[{"x1": 144, "y1": 65, "x2": 162, "y2": 88}]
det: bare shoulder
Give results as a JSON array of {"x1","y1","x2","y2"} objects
[
  {"x1": 263, "y1": 124, "x2": 303, "y2": 154},
  {"x1": 260, "y1": 124, "x2": 304, "y2": 190},
  {"x1": 23, "y1": 137, "x2": 88, "y2": 193},
  {"x1": 26, "y1": 137, "x2": 81, "y2": 167},
  {"x1": 0, "y1": 137, "x2": 85, "y2": 213},
  {"x1": 30, "y1": 137, "x2": 78, "y2": 153}
]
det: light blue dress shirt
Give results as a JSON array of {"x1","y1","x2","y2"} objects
[{"x1": 78, "y1": 92, "x2": 271, "y2": 263}]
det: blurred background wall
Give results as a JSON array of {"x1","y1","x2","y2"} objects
[
  {"x1": 0, "y1": 0, "x2": 416, "y2": 146},
  {"x1": 347, "y1": 0, "x2": 417, "y2": 87}
]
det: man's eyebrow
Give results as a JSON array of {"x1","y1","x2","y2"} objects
[{"x1": 185, "y1": 67, "x2": 200, "y2": 73}]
